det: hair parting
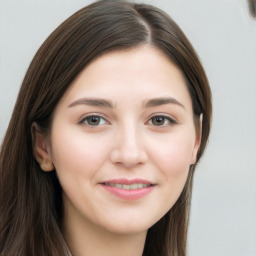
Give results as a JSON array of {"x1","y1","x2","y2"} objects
[{"x1": 0, "y1": 1, "x2": 212, "y2": 255}]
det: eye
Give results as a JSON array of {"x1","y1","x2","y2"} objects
[
  {"x1": 148, "y1": 115, "x2": 176, "y2": 126},
  {"x1": 80, "y1": 115, "x2": 109, "y2": 126}
]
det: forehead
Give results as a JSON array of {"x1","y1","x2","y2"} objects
[{"x1": 59, "y1": 45, "x2": 192, "y2": 111}]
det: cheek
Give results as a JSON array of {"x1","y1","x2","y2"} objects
[
  {"x1": 50, "y1": 127, "x2": 111, "y2": 178},
  {"x1": 146, "y1": 133, "x2": 194, "y2": 218},
  {"x1": 151, "y1": 133, "x2": 194, "y2": 178}
]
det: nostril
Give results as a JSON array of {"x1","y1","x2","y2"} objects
[{"x1": 109, "y1": 148, "x2": 148, "y2": 168}]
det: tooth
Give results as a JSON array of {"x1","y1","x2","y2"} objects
[
  {"x1": 130, "y1": 184, "x2": 138, "y2": 189},
  {"x1": 104, "y1": 183, "x2": 151, "y2": 189},
  {"x1": 123, "y1": 184, "x2": 130, "y2": 190},
  {"x1": 138, "y1": 184, "x2": 143, "y2": 189}
]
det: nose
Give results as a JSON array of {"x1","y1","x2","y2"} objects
[{"x1": 110, "y1": 123, "x2": 148, "y2": 168}]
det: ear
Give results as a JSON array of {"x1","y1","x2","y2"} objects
[
  {"x1": 31, "y1": 122, "x2": 54, "y2": 172},
  {"x1": 191, "y1": 114, "x2": 203, "y2": 164}
]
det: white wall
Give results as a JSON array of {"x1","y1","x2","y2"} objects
[{"x1": 0, "y1": 0, "x2": 255, "y2": 255}]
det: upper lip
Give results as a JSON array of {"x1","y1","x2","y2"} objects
[{"x1": 100, "y1": 178, "x2": 154, "y2": 185}]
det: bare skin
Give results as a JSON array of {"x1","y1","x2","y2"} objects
[{"x1": 33, "y1": 45, "x2": 201, "y2": 256}]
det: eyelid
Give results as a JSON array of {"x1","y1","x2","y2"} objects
[
  {"x1": 78, "y1": 113, "x2": 110, "y2": 125},
  {"x1": 146, "y1": 113, "x2": 178, "y2": 126}
]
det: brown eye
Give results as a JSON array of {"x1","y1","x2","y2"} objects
[
  {"x1": 81, "y1": 115, "x2": 108, "y2": 126},
  {"x1": 151, "y1": 116, "x2": 166, "y2": 126},
  {"x1": 149, "y1": 116, "x2": 176, "y2": 126}
]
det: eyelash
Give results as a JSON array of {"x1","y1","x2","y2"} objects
[
  {"x1": 79, "y1": 114, "x2": 110, "y2": 127},
  {"x1": 79, "y1": 114, "x2": 177, "y2": 127},
  {"x1": 147, "y1": 115, "x2": 177, "y2": 127}
]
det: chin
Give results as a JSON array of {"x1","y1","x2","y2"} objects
[{"x1": 100, "y1": 216, "x2": 159, "y2": 236}]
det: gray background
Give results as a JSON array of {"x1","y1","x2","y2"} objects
[{"x1": 0, "y1": 0, "x2": 255, "y2": 255}]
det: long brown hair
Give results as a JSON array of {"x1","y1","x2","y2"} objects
[{"x1": 0, "y1": 1, "x2": 212, "y2": 255}]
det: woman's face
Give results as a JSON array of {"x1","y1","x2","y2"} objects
[{"x1": 39, "y1": 45, "x2": 201, "y2": 236}]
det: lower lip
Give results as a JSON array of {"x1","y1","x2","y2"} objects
[{"x1": 100, "y1": 184, "x2": 155, "y2": 200}]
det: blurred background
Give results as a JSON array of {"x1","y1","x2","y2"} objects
[{"x1": 0, "y1": 0, "x2": 255, "y2": 255}]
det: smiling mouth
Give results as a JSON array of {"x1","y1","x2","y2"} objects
[
  {"x1": 103, "y1": 183, "x2": 152, "y2": 190},
  {"x1": 100, "y1": 180, "x2": 155, "y2": 200}
]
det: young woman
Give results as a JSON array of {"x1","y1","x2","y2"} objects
[{"x1": 0, "y1": 1, "x2": 212, "y2": 255}]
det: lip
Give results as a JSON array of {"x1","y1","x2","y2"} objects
[{"x1": 99, "y1": 178, "x2": 155, "y2": 200}]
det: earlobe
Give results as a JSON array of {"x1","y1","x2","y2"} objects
[
  {"x1": 31, "y1": 122, "x2": 54, "y2": 172},
  {"x1": 191, "y1": 114, "x2": 203, "y2": 164}
]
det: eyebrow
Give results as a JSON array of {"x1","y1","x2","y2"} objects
[
  {"x1": 68, "y1": 98, "x2": 114, "y2": 108},
  {"x1": 68, "y1": 97, "x2": 185, "y2": 109},
  {"x1": 144, "y1": 97, "x2": 185, "y2": 109}
]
